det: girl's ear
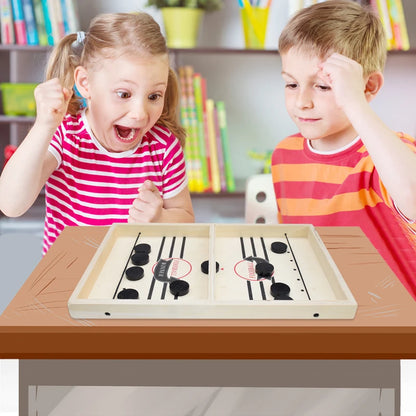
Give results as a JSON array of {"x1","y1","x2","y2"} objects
[
  {"x1": 74, "y1": 66, "x2": 90, "y2": 99},
  {"x1": 364, "y1": 71, "x2": 384, "y2": 102}
]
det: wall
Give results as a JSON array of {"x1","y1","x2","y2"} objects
[{"x1": 75, "y1": 0, "x2": 416, "y2": 180}]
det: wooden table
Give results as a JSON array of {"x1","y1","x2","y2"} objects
[
  {"x1": 0, "y1": 224, "x2": 415, "y2": 360},
  {"x1": 0, "y1": 225, "x2": 412, "y2": 414}
]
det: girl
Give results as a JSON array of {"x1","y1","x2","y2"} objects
[{"x1": 0, "y1": 12, "x2": 194, "y2": 254}]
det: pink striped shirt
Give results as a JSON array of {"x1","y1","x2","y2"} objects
[{"x1": 44, "y1": 111, "x2": 187, "y2": 254}]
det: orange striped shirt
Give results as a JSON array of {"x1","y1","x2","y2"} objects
[{"x1": 272, "y1": 133, "x2": 416, "y2": 299}]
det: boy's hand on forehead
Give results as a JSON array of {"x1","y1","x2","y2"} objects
[
  {"x1": 34, "y1": 78, "x2": 72, "y2": 132},
  {"x1": 128, "y1": 180, "x2": 163, "y2": 223},
  {"x1": 319, "y1": 53, "x2": 367, "y2": 110}
]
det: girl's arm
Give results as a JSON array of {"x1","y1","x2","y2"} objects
[
  {"x1": 158, "y1": 186, "x2": 195, "y2": 223},
  {"x1": 128, "y1": 180, "x2": 195, "y2": 223},
  {"x1": 0, "y1": 78, "x2": 71, "y2": 217}
]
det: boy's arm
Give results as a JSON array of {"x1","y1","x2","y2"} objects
[
  {"x1": 321, "y1": 53, "x2": 416, "y2": 220},
  {"x1": 128, "y1": 180, "x2": 195, "y2": 223},
  {"x1": 0, "y1": 78, "x2": 71, "y2": 217}
]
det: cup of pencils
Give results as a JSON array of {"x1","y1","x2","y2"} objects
[{"x1": 239, "y1": 0, "x2": 271, "y2": 49}]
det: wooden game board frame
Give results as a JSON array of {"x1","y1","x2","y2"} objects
[{"x1": 67, "y1": 223, "x2": 357, "y2": 320}]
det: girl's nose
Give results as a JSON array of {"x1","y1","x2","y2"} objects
[{"x1": 129, "y1": 101, "x2": 148, "y2": 121}]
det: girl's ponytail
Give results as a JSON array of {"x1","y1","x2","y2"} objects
[{"x1": 45, "y1": 32, "x2": 85, "y2": 115}]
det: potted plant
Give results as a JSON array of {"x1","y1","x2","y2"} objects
[{"x1": 146, "y1": 0, "x2": 224, "y2": 48}]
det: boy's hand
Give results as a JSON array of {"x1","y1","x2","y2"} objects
[
  {"x1": 34, "y1": 78, "x2": 72, "y2": 132},
  {"x1": 319, "y1": 53, "x2": 367, "y2": 110},
  {"x1": 128, "y1": 180, "x2": 163, "y2": 223}
]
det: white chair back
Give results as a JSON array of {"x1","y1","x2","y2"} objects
[{"x1": 244, "y1": 174, "x2": 278, "y2": 224}]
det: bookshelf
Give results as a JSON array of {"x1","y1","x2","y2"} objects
[
  {"x1": 0, "y1": 45, "x2": 49, "y2": 167},
  {"x1": 1, "y1": 43, "x2": 415, "y2": 176}
]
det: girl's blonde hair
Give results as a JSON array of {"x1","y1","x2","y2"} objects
[
  {"x1": 279, "y1": 0, "x2": 387, "y2": 76},
  {"x1": 45, "y1": 12, "x2": 186, "y2": 144}
]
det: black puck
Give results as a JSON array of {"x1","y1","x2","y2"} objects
[
  {"x1": 134, "y1": 243, "x2": 151, "y2": 254},
  {"x1": 255, "y1": 262, "x2": 274, "y2": 278},
  {"x1": 125, "y1": 266, "x2": 144, "y2": 281},
  {"x1": 117, "y1": 288, "x2": 139, "y2": 299},
  {"x1": 169, "y1": 279, "x2": 190, "y2": 297},
  {"x1": 271, "y1": 241, "x2": 288, "y2": 254},
  {"x1": 131, "y1": 252, "x2": 149, "y2": 266},
  {"x1": 201, "y1": 260, "x2": 219, "y2": 274},
  {"x1": 270, "y1": 282, "x2": 292, "y2": 300}
]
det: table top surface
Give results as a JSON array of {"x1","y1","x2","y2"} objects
[{"x1": 1, "y1": 225, "x2": 415, "y2": 359}]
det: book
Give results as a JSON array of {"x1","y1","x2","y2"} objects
[
  {"x1": 192, "y1": 73, "x2": 210, "y2": 191},
  {"x1": 178, "y1": 66, "x2": 196, "y2": 192},
  {"x1": 205, "y1": 99, "x2": 221, "y2": 193},
  {"x1": 21, "y1": 0, "x2": 38, "y2": 45},
  {"x1": 288, "y1": 0, "x2": 303, "y2": 17},
  {"x1": 216, "y1": 101, "x2": 235, "y2": 193},
  {"x1": 183, "y1": 66, "x2": 204, "y2": 193},
  {"x1": 375, "y1": 0, "x2": 394, "y2": 50},
  {"x1": 59, "y1": 0, "x2": 68, "y2": 34},
  {"x1": 64, "y1": 0, "x2": 79, "y2": 33},
  {"x1": 0, "y1": 0, "x2": 15, "y2": 44},
  {"x1": 54, "y1": 0, "x2": 64, "y2": 40},
  {"x1": 302, "y1": 0, "x2": 317, "y2": 6},
  {"x1": 41, "y1": 0, "x2": 54, "y2": 44},
  {"x1": 213, "y1": 105, "x2": 227, "y2": 192},
  {"x1": 387, "y1": 0, "x2": 409, "y2": 50},
  {"x1": 199, "y1": 76, "x2": 212, "y2": 192},
  {"x1": 10, "y1": 0, "x2": 27, "y2": 44},
  {"x1": 32, "y1": 0, "x2": 46, "y2": 45},
  {"x1": 47, "y1": 0, "x2": 64, "y2": 44}
]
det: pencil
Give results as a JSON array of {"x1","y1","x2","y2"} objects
[{"x1": 242, "y1": 0, "x2": 263, "y2": 44}]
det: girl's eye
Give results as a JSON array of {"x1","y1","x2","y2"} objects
[
  {"x1": 117, "y1": 91, "x2": 131, "y2": 99},
  {"x1": 149, "y1": 93, "x2": 163, "y2": 101}
]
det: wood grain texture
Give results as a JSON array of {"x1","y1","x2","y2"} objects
[{"x1": 1, "y1": 225, "x2": 415, "y2": 359}]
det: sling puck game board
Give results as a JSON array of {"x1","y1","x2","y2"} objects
[{"x1": 68, "y1": 224, "x2": 357, "y2": 319}]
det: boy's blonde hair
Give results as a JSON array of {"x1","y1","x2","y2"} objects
[
  {"x1": 279, "y1": 0, "x2": 387, "y2": 76},
  {"x1": 45, "y1": 12, "x2": 186, "y2": 144}
]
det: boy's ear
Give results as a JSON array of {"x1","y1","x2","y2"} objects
[
  {"x1": 74, "y1": 66, "x2": 90, "y2": 99},
  {"x1": 364, "y1": 71, "x2": 384, "y2": 102}
]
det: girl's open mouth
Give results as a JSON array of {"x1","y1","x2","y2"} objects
[{"x1": 114, "y1": 125, "x2": 139, "y2": 142}]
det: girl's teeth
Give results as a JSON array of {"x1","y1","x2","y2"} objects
[{"x1": 116, "y1": 128, "x2": 136, "y2": 141}]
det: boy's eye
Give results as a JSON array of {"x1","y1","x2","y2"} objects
[
  {"x1": 316, "y1": 84, "x2": 331, "y2": 91},
  {"x1": 285, "y1": 83, "x2": 298, "y2": 89},
  {"x1": 117, "y1": 91, "x2": 131, "y2": 99}
]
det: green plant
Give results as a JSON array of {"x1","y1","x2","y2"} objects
[{"x1": 146, "y1": 0, "x2": 223, "y2": 12}]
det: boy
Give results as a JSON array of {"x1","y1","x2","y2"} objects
[{"x1": 271, "y1": 0, "x2": 416, "y2": 298}]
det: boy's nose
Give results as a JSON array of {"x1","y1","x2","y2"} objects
[{"x1": 296, "y1": 89, "x2": 313, "y2": 109}]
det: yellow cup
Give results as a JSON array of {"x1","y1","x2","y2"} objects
[{"x1": 240, "y1": 7, "x2": 269, "y2": 49}]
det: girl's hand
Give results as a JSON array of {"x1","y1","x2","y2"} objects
[
  {"x1": 34, "y1": 78, "x2": 72, "y2": 131},
  {"x1": 128, "y1": 180, "x2": 163, "y2": 223},
  {"x1": 319, "y1": 53, "x2": 367, "y2": 110}
]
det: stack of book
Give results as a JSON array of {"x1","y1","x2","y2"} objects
[
  {"x1": 372, "y1": 0, "x2": 409, "y2": 50},
  {"x1": 178, "y1": 65, "x2": 235, "y2": 194},
  {"x1": 0, "y1": 0, "x2": 80, "y2": 46},
  {"x1": 288, "y1": 0, "x2": 409, "y2": 51}
]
